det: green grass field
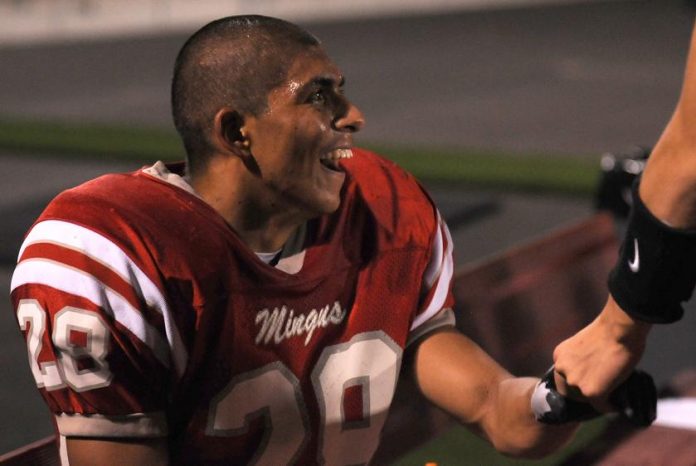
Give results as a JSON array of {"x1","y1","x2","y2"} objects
[
  {"x1": 0, "y1": 117, "x2": 607, "y2": 464},
  {"x1": 0, "y1": 117, "x2": 601, "y2": 198}
]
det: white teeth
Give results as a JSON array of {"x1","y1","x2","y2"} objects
[{"x1": 321, "y1": 148, "x2": 354, "y2": 161}]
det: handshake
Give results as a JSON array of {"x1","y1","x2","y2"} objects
[{"x1": 532, "y1": 366, "x2": 657, "y2": 427}]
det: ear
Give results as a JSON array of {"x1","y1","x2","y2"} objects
[{"x1": 212, "y1": 107, "x2": 250, "y2": 156}]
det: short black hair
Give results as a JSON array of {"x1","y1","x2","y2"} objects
[{"x1": 171, "y1": 15, "x2": 320, "y2": 173}]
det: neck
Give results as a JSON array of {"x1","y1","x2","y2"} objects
[{"x1": 189, "y1": 156, "x2": 305, "y2": 252}]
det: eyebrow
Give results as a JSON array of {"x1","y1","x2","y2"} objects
[{"x1": 304, "y1": 75, "x2": 345, "y2": 90}]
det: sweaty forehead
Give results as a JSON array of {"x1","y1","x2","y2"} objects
[{"x1": 281, "y1": 48, "x2": 342, "y2": 91}]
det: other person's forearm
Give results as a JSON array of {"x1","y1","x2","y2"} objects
[{"x1": 641, "y1": 20, "x2": 696, "y2": 229}]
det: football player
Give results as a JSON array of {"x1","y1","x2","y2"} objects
[{"x1": 10, "y1": 16, "x2": 654, "y2": 465}]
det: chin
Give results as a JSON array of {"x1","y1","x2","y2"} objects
[
  {"x1": 315, "y1": 198, "x2": 342, "y2": 216},
  {"x1": 285, "y1": 185, "x2": 343, "y2": 219},
  {"x1": 305, "y1": 192, "x2": 342, "y2": 217}
]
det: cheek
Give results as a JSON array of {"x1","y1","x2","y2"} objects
[
  {"x1": 290, "y1": 120, "x2": 328, "y2": 154},
  {"x1": 257, "y1": 113, "x2": 331, "y2": 171}
]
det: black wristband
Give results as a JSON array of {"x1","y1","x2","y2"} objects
[{"x1": 608, "y1": 179, "x2": 696, "y2": 323}]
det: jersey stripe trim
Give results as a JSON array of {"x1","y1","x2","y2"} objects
[
  {"x1": 21, "y1": 243, "x2": 165, "y2": 331},
  {"x1": 11, "y1": 258, "x2": 171, "y2": 369},
  {"x1": 59, "y1": 435, "x2": 69, "y2": 466},
  {"x1": 17, "y1": 219, "x2": 188, "y2": 377},
  {"x1": 422, "y1": 212, "x2": 445, "y2": 288},
  {"x1": 407, "y1": 308, "x2": 456, "y2": 346},
  {"x1": 55, "y1": 412, "x2": 168, "y2": 437},
  {"x1": 410, "y1": 217, "x2": 454, "y2": 331}
]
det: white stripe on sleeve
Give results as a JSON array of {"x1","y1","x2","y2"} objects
[
  {"x1": 410, "y1": 214, "x2": 454, "y2": 331},
  {"x1": 56, "y1": 412, "x2": 168, "y2": 437},
  {"x1": 16, "y1": 220, "x2": 187, "y2": 377},
  {"x1": 12, "y1": 258, "x2": 172, "y2": 370},
  {"x1": 422, "y1": 213, "x2": 444, "y2": 288}
]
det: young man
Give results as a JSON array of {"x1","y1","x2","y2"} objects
[{"x1": 10, "y1": 16, "x2": 651, "y2": 465}]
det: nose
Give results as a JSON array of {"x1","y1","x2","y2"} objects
[{"x1": 333, "y1": 98, "x2": 365, "y2": 133}]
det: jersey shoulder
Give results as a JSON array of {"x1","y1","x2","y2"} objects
[
  {"x1": 39, "y1": 167, "x2": 224, "y2": 248},
  {"x1": 42, "y1": 168, "x2": 197, "y2": 228},
  {"x1": 29, "y1": 167, "x2": 235, "y2": 285},
  {"x1": 342, "y1": 148, "x2": 438, "y2": 246}
]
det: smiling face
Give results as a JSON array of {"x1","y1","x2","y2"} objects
[{"x1": 241, "y1": 46, "x2": 365, "y2": 219}]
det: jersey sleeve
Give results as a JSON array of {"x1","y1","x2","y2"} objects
[
  {"x1": 10, "y1": 218, "x2": 186, "y2": 438},
  {"x1": 407, "y1": 210, "x2": 456, "y2": 344}
]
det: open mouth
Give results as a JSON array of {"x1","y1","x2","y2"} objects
[{"x1": 319, "y1": 148, "x2": 353, "y2": 172}]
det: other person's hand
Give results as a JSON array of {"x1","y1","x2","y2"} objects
[{"x1": 552, "y1": 297, "x2": 651, "y2": 411}]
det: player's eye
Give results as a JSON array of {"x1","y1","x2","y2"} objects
[{"x1": 308, "y1": 89, "x2": 326, "y2": 105}]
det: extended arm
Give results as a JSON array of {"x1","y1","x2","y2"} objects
[
  {"x1": 412, "y1": 329, "x2": 577, "y2": 459},
  {"x1": 641, "y1": 20, "x2": 696, "y2": 229},
  {"x1": 554, "y1": 19, "x2": 696, "y2": 403}
]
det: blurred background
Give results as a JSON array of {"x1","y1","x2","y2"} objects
[{"x1": 1, "y1": 0, "x2": 695, "y2": 464}]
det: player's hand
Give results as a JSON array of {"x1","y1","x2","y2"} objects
[{"x1": 552, "y1": 297, "x2": 651, "y2": 412}]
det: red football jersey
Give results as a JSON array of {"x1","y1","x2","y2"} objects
[{"x1": 10, "y1": 148, "x2": 455, "y2": 465}]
